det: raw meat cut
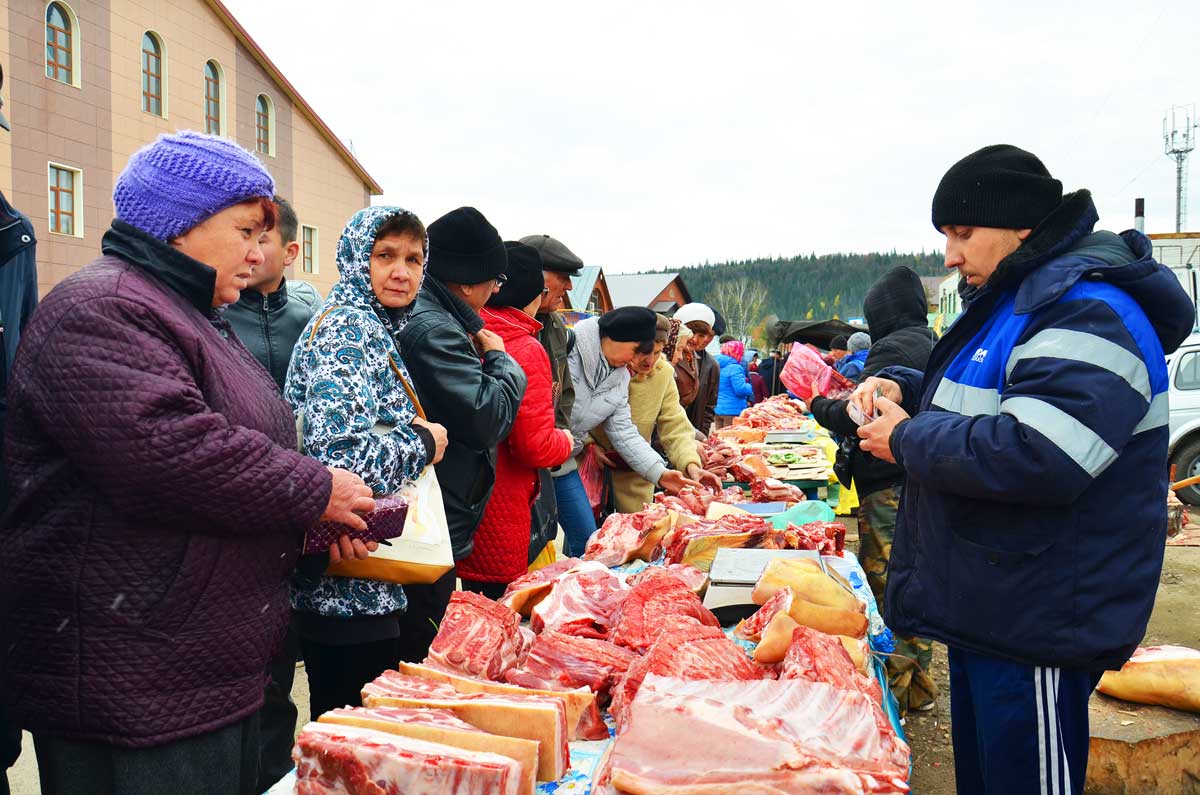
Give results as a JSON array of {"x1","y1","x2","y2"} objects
[
  {"x1": 583, "y1": 505, "x2": 673, "y2": 566},
  {"x1": 609, "y1": 623, "x2": 769, "y2": 728},
  {"x1": 504, "y1": 631, "x2": 638, "y2": 702},
  {"x1": 731, "y1": 394, "x2": 815, "y2": 429},
  {"x1": 624, "y1": 563, "x2": 709, "y2": 595},
  {"x1": 529, "y1": 561, "x2": 628, "y2": 639},
  {"x1": 425, "y1": 591, "x2": 524, "y2": 681},
  {"x1": 781, "y1": 625, "x2": 884, "y2": 707},
  {"x1": 657, "y1": 513, "x2": 823, "y2": 571},
  {"x1": 699, "y1": 437, "x2": 741, "y2": 479},
  {"x1": 752, "y1": 556, "x2": 860, "y2": 611},
  {"x1": 750, "y1": 477, "x2": 807, "y2": 504},
  {"x1": 361, "y1": 670, "x2": 569, "y2": 781},
  {"x1": 607, "y1": 675, "x2": 909, "y2": 794},
  {"x1": 609, "y1": 573, "x2": 720, "y2": 653},
  {"x1": 318, "y1": 706, "x2": 538, "y2": 795},
  {"x1": 501, "y1": 557, "x2": 583, "y2": 616},
  {"x1": 794, "y1": 520, "x2": 847, "y2": 555},
  {"x1": 734, "y1": 587, "x2": 793, "y2": 641},
  {"x1": 652, "y1": 486, "x2": 745, "y2": 517},
  {"x1": 292, "y1": 721, "x2": 522, "y2": 795},
  {"x1": 1097, "y1": 645, "x2": 1200, "y2": 712},
  {"x1": 395, "y1": 661, "x2": 598, "y2": 743}
]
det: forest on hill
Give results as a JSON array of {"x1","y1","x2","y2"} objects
[{"x1": 663, "y1": 250, "x2": 947, "y2": 327}]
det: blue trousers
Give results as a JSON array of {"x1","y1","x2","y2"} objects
[
  {"x1": 553, "y1": 470, "x2": 596, "y2": 557},
  {"x1": 949, "y1": 646, "x2": 1102, "y2": 795}
]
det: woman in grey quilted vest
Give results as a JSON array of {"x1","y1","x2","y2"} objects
[{"x1": 0, "y1": 132, "x2": 376, "y2": 795}]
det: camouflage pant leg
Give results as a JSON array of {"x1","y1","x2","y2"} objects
[{"x1": 857, "y1": 486, "x2": 938, "y2": 714}]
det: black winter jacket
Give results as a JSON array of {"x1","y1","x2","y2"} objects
[
  {"x1": 810, "y1": 266, "x2": 936, "y2": 498},
  {"x1": 0, "y1": 192, "x2": 37, "y2": 513},
  {"x1": 398, "y1": 276, "x2": 526, "y2": 559},
  {"x1": 223, "y1": 278, "x2": 321, "y2": 390}
]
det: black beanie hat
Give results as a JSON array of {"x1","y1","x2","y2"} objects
[
  {"x1": 598, "y1": 306, "x2": 658, "y2": 343},
  {"x1": 931, "y1": 145, "x2": 1063, "y2": 233},
  {"x1": 712, "y1": 309, "x2": 728, "y2": 337},
  {"x1": 830, "y1": 335, "x2": 849, "y2": 351},
  {"x1": 488, "y1": 242, "x2": 545, "y2": 309},
  {"x1": 427, "y1": 207, "x2": 508, "y2": 284}
]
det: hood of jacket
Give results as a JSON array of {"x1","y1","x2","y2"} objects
[
  {"x1": 864, "y1": 266, "x2": 929, "y2": 341},
  {"x1": 480, "y1": 305, "x2": 541, "y2": 343},
  {"x1": 714, "y1": 353, "x2": 740, "y2": 369},
  {"x1": 324, "y1": 206, "x2": 426, "y2": 337},
  {"x1": 980, "y1": 190, "x2": 1195, "y2": 354}
]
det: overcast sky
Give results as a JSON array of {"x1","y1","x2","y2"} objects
[{"x1": 226, "y1": 0, "x2": 1198, "y2": 273}]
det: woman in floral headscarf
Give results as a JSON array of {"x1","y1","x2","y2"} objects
[
  {"x1": 713, "y1": 338, "x2": 754, "y2": 429},
  {"x1": 285, "y1": 206, "x2": 448, "y2": 718}
]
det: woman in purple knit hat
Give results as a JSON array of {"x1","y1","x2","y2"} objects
[{"x1": 0, "y1": 131, "x2": 377, "y2": 795}]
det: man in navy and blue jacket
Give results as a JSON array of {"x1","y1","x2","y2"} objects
[{"x1": 855, "y1": 145, "x2": 1195, "y2": 795}]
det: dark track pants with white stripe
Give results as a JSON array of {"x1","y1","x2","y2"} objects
[{"x1": 948, "y1": 646, "x2": 1103, "y2": 795}]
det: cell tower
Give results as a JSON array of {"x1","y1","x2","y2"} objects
[{"x1": 1163, "y1": 105, "x2": 1197, "y2": 232}]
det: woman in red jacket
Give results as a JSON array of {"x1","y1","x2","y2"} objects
[{"x1": 457, "y1": 242, "x2": 573, "y2": 598}]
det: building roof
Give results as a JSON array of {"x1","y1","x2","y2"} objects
[
  {"x1": 566, "y1": 265, "x2": 602, "y2": 310},
  {"x1": 205, "y1": 0, "x2": 383, "y2": 195},
  {"x1": 605, "y1": 273, "x2": 682, "y2": 308}
]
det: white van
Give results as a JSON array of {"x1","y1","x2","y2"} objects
[{"x1": 1167, "y1": 332, "x2": 1200, "y2": 503}]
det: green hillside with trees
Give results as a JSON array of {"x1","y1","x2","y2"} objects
[{"x1": 667, "y1": 251, "x2": 947, "y2": 326}]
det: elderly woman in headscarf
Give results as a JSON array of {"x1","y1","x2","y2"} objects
[
  {"x1": 592, "y1": 315, "x2": 722, "y2": 513},
  {"x1": 1, "y1": 131, "x2": 376, "y2": 794},
  {"x1": 285, "y1": 206, "x2": 449, "y2": 719},
  {"x1": 673, "y1": 302, "x2": 720, "y2": 436}
]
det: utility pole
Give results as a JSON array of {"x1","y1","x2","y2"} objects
[{"x1": 1164, "y1": 105, "x2": 1197, "y2": 232}]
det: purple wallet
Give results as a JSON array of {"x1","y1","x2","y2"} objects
[{"x1": 304, "y1": 495, "x2": 409, "y2": 555}]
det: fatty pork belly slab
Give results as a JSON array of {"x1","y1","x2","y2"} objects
[
  {"x1": 425, "y1": 591, "x2": 525, "y2": 681},
  {"x1": 501, "y1": 557, "x2": 584, "y2": 617},
  {"x1": 529, "y1": 561, "x2": 629, "y2": 638},
  {"x1": 292, "y1": 721, "x2": 522, "y2": 795},
  {"x1": 583, "y1": 504, "x2": 673, "y2": 567},
  {"x1": 609, "y1": 676, "x2": 910, "y2": 795},
  {"x1": 609, "y1": 623, "x2": 769, "y2": 729}
]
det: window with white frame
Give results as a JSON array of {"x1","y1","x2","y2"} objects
[
  {"x1": 48, "y1": 163, "x2": 82, "y2": 237},
  {"x1": 301, "y1": 225, "x2": 317, "y2": 274},
  {"x1": 45, "y1": 2, "x2": 81, "y2": 87}
]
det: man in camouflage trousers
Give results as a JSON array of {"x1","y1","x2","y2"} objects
[
  {"x1": 857, "y1": 487, "x2": 937, "y2": 712},
  {"x1": 809, "y1": 265, "x2": 939, "y2": 714}
]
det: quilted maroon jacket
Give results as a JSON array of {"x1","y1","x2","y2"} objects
[
  {"x1": 457, "y1": 307, "x2": 572, "y2": 583},
  {"x1": 0, "y1": 222, "x2": 331, "y2": 748}
]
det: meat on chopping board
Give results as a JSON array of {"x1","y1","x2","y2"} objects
[
  {"x1": 606, "y1": 675, "x2": 910, "y2": 795},
  {"x1": 609, "y1": 573, "x2": 720, "y2": 653},
  {"x1": 293, "y1": 721, "x2": 524, "y2": 795},
  {"x1": 425, "y1": 590, "x2": 526, "y2": 681},
  {"x1": 529, "y1": 561, "x2": 629, "y2": 639},
  {"x1": 318, "y1": 706, "x2": 539, "y2": 795}
]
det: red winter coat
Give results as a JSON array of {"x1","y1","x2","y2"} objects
[{"x1": 457, "y1": 307, "x2": 572, "y2": 583}]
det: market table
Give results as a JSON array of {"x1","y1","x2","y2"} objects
[{"x1": 265, "y1": 542, "x2": 908, "y2": 794}]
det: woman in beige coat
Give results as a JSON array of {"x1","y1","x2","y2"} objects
[{"x1": 592, "y1": 316, "x2": 722, "y2": 513}]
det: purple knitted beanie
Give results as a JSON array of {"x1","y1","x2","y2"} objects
[{"x1": 113, "y1": 130, "x2": 275, "y2": 240}]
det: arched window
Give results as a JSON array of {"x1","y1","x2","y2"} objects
[
  {"x1": 204, "y1": 60, "x2": 223, "y2": 135},
  {"x1": 45, "y1": 2, "x2": 76, "y2": 85},
  {"x1": 141, "y1": 31, "x2": 164, "y2": 116},
  {"x1": 255, "y1": 94, "x2": 274, "y2": 156}
]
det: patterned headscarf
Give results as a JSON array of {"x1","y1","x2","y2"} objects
[
  {"x1": 721, "y1": 339, "x2": 745, "y2": 362},
  {"x1": 662, "y1": 318, "x2": 682, "y2": 360}
]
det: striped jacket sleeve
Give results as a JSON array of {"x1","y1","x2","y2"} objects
[{"x1": 890, "y1": 294, "x2": 1165, "y2": 505}]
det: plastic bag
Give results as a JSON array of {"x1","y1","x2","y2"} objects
[
  {"x1": 578, "y1": 445, "x2": 607, "y2": 517},
  {"x1": 780, "y1": 342, "x2": 854, "y2": 402}
]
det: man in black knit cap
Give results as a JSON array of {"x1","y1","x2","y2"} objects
[
  {"x1": 854, "y1": 144, "x2": 1194, "y2": 795},
  {"x1": 397, "y1": 207, "x2": 527, "y2": 661}
]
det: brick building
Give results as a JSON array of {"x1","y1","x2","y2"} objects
[{"x1": 1, "y1": 0, "x2": 382, "y2": 298}]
